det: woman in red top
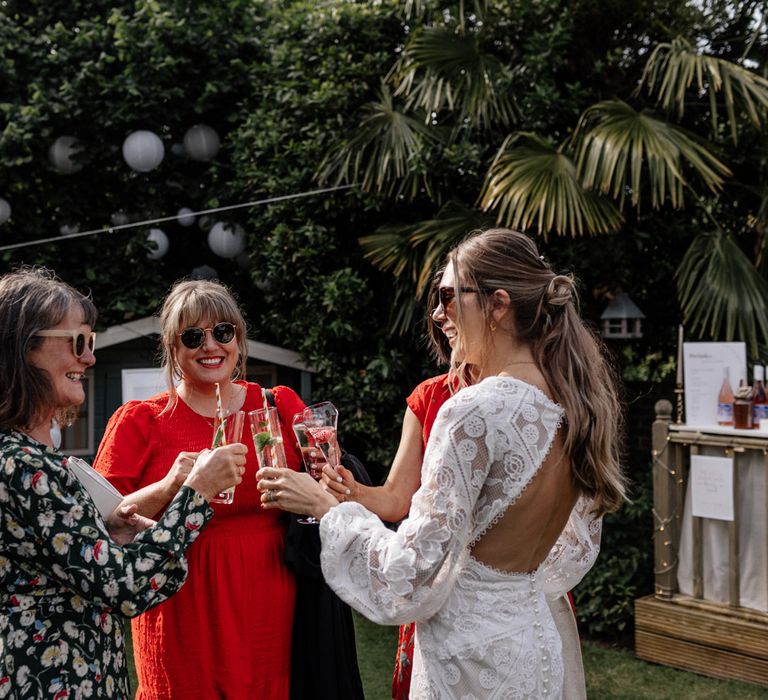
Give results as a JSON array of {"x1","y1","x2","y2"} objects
[{"x1": 94, "y1": 279, "x2": 305, "y2": 700}]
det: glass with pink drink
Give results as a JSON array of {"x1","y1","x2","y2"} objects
[{"x1": 291, "y1": 401, "x2": 339, "y2": 524}]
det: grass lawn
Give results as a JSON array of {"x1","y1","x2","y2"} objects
[{"x1": 126, "y1": 615, "x2": 768, "y2": 698}]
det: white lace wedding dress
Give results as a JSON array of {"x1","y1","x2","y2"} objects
[{"x1": 319, "y1": 377, "x2": 601, "y2": 699}]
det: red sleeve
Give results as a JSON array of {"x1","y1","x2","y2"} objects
[
  {"x1": 93, "y1": 400, "x2": 158, "y2": 496},
  {"x1": 271, "y1": 385, "x2": 307, "y2": 471},
  {"x1": 406, "y1": 374, "x2": 453, "y2": 448}
]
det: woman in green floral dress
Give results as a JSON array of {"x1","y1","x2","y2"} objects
[{"x1": 0, "y1": 268, "x2": 247, "y2": 699}]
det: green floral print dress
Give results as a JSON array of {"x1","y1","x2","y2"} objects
[{"x1": 0, "y1": 429, "x2": 214, "y2": 699}]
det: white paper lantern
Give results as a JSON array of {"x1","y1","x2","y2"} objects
[
  {"x1": 176, "y1": 207, "x2": 196, "y2": 227},
  {"x1": 0, "y1": 198, "x2": 11, "y2": 225},
  {"x1": 191, "y1": 264, "x2": 218, "y2": 280},
  {"x1": 122, "y1": 130, "x2": 165, "y2": 172},
  {"x1": 207, "y1": 222, "x2": 245, "y2": 258},
  {"x1": 183, "y1": 124, "x2": 220, "y2": 162},
  {"x1": 59, "y1": 223, "x2": 80, "y2": 236},
  {"x1": 49, "y1": 136, "x2": 83, "y2": 174},
  {"x1": 110, "y1": 211, "x2": 130, "y2": 226},
  {"x1": 146, "y1": 228, "x2": 169, "y2": 260}
]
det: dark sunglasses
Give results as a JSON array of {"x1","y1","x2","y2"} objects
[
  {"x1": 436, "y1": 286, "x2": 493, "y2": 309},
  {"x1": 179, "y1": 322, "x2": 237, "y2": 350},
  {"x1": 36, "y1": 330, "x2": 97, "y2": 358}
]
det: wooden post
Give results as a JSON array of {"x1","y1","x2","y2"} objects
[
  {"x1": 690, "y1": 444, "x2": 703, "y2": 599},
  {"x1": 729, "y1": 452, "x2": 740, "y2": 607},
  {"x1": 653, "y1": 399, "x2": 677, "y2": 599}
]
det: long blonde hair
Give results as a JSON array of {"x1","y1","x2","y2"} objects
[
  {"x1": 445, "y1": 228, "x2": 626, "y2": 515},
  {"x1": 159, "y1": 279, "x2": 249, "y2": 412}
]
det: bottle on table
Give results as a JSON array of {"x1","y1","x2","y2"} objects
[
  {"x1": 752, "y1": 364, "x2": 767, "y2": 428},
  {"x1": 717, "y1": 367, "x2": 734, "y2": 426},
  {"x1": 733, "y1": 376, "x2": 753, "y2": 430}
]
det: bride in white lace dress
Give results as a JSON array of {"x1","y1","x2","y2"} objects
[{"x1": 258, "y1": 229, "x2": 626, "y2": 698}]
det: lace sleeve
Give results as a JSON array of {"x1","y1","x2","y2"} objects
[
  {"x1": 319, "y1": 380, "x2": 562, "y2": 625},
  {"x1": 541, "y1": 495, "x2": 602, "y2": 600}
]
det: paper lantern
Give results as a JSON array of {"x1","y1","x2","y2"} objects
[
  {"x1": 176, "y1": 207, "x2": 196, "y2": 227},
  {"x1": 183, "y1": 124, "x2": 220, "y2": 162},
  {"x1": 123, "y1": 130, "x2": 165, "y2": 172},
  {"x1": 110, "y1": 211, "x2": 130, "y2": 226},
  {"x1": 207, "y1": 222, "x2": 245, "y2": 259},
  {"x1": 49, "y1": 136, "x2": 83, "y2": 174},
  {"x1": 59, "y1": 223, "x2": 80, "y2": 236},
  {"x1": 191, "y1": 264, "x2": 218, "y2": 280},
  {"x1": 146, "y1": 228, "x2": 169, "y2": 260},
  {"x1": 0, "y1": 198, "x2": 10, "y2": 225}
]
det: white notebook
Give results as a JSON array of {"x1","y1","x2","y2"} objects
[{"x1": 67, "y1": 456, "x2": 124, "y2": 519}]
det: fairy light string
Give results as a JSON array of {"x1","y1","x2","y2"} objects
[{"x1": 0, "y1": 184, "x2": 356, "y2": 253}]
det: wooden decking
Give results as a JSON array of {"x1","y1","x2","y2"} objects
[{"x1": 635, "y1": 594, "x2": 768, "y2": 685}]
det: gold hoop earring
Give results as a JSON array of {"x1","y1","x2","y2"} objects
[{"x1": 490, "y1": 320, "x2": 497, "y2": 332}]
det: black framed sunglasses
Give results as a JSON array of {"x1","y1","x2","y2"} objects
[
  {"x1": 36, "y1": 330, "x2": 97, "y2": 358},
  {"x1": 178, "y1": 322, "x2": 237, "y2": 350},
  {"x1": 436, "y1": 286, "x2": 493, "y2": 309}
]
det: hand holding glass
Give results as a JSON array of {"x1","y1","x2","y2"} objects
[
  {"x1": 248, "y1": 406, "x2": 288, "y2": 470},
  {"x1": 292, "y1": 402, "x2": 340, "y2": 524},
  {"x1": 210, "y1": 410, "x2": 245, "y2": 504}
]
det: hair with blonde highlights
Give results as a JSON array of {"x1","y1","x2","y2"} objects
[
  {"x1": 159, "y1": 279, "x2": 249, "y2": 412},
  {"x1": 442, "y1": 228, "x2": 626, "y2": 515}
]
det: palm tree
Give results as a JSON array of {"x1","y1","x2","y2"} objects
[{"x1": 319, "y1": 1, "x2": 768, "y2": 353}]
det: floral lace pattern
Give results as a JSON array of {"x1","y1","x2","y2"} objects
[
  {"x1": 321, "y1": 377, "x2": 600, "y2": 698},
  {"x1": 0, "y1": 430, "x2": 213, "y2": 699}
]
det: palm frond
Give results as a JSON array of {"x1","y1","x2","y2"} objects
[
  {"x1": 677, "y1": 231, "x2": 768, "y2": 356},
  {"x1": 360, "y1": 204, "x2": 492, "y2": 334},
  {"x1": 404, "y1": 1, "x2": 490, "y2": 25},
  {"x1": 640, "y1": 36, "x2": 768, "y2": 144},
  {"x1": 478, "y1": 132, "x2": 623, "y2": 238},
  {"x1": 575, "y1": 100, "x2": 731, "y2": 210},
  {"x1": 391, "y1": 26, "x2": 516, "y2": 129},
  {"x1": 317, "y1": 82, "x2": 443, "y2": 200}
]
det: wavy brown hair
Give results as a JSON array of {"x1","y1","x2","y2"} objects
[
  {"x1": 443, "y1": 228, "x2": 626, "y2": 515},
  {"x1": 159, "y1": 279, "x2": 249, "y2": 412},
  {"x1": 0, "y1": 268, "x2": 97, "y2": 432}
]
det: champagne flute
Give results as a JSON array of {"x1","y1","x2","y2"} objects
[{"x1": 292, "y1": 402, "x2": 339, "y2": 524}]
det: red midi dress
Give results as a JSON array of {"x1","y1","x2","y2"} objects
[{"x1": 94, "y1": 381, "x2": 303, "y2": 700}]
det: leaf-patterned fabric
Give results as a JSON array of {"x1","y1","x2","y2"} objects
[
  {"x1": 0, "y1": 430, "x2": 213, "y2": 699},
  {"x1": 320, "y1": 377, "x2": 601, "y2": 699}
]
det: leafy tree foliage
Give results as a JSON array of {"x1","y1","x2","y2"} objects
[{"x1": 0, "y1": 0, "x2": 424, "y2": 475}]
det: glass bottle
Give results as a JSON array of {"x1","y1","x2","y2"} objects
[
  {"x1": 717, "y1": 367, "x2": 734, "y2": 426},
  {"x1": 752, "y1": 364, "x2": 766, "y2": 428},
  {"x1": 733, "y1": 376, "x2": 753, "y2": 429}
]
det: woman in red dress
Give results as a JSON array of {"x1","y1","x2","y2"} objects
[{"x1": 94, "y1": 279, "x2": 305, "y2": 699}]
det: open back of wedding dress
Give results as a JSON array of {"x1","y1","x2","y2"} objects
[{"x1": 320, "y1": 377, "x2": 601, "y2": 699}]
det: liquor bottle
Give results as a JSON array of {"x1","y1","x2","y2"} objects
[
  {"x1": 752, "y1": 364, "x2": 767, "y2": 428},
  {"x1": 717, "y1": 367, "x2": 734, "y2": 426}
]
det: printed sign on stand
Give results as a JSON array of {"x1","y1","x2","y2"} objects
[{"x1": 683, "y1": 342, "x2": 746, "y2": 426}]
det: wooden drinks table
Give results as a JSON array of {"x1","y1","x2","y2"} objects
[{"x1": 635, "y1": 399, "x2": 768, "y2": 684}]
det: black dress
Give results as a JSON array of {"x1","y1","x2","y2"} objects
[{"x1": 284, "y1": 452, "x2": 370, "y2": 700}]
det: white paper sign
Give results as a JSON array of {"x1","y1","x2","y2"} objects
[
  {"x1": 683, "y1": 342, "x2": 746, "y2": 426},
  {"x1": 121, "y1": 368, "x2": 168, "y2": 404},
  {"x1": 690, "y1": 454, "x2": 734, "y2": 521}
]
